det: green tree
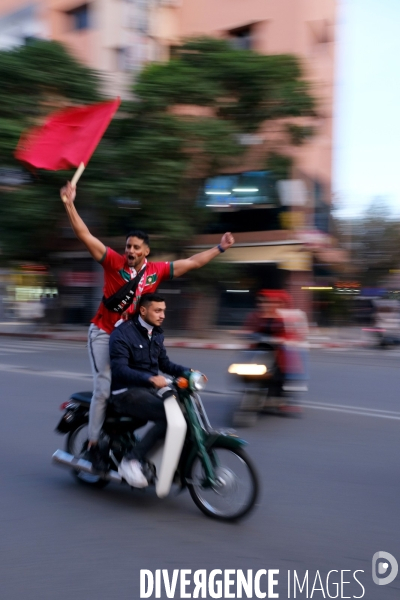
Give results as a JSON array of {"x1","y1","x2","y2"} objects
[
  {"x1": 0, "y1": 40, "x2": 102, "y2": 262},
  {"x1": 333, "y1": 198, "x2": 400, "y2": 286},
  {"x1": 1, "y1": 37, "x2": 317, "y2": 261},
  {"x1": 87, "y1": 37, "x2": 316, "y2": 252}
]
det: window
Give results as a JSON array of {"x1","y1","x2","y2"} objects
[
  {"x1": 115, "y1": 47, "x2": 131, "y2": 72},
  {"x1": 229, "y1": 25, "x2": 253, "y2": 51},
  {"x1": 67, "y1": 4, "x2": 90, "y2": 31},
  {"x1": 198, "y1": 171, "x2": 276, "y2": 209},
  {"x1": 24, "y1": 36, "x2": 39, "y2": 45},
  {"x1": 308, "y1": 19, "x2": 333, "y2": 55},
  {"x1": 313, "y1": 180, "x2": 330, "y2": 233}
]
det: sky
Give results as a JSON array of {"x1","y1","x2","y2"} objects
[{"x1": 333, "y1": 0, "x2": 400, "y2": 218}]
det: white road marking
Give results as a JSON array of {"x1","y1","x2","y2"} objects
[
  {"x1": 0, "y1": 363, "x2": 90, "y2": 380},
  {"x1": 0, "y1": 349, "x2": 37, "y2": 354},
  {"x1": 302, "y1": 400, "x2": 400, "y2": 421},
  {"x1": 1, "y1": 361, "x2": 399, "y2": 421},
  {"x1": 0, "y1": 341, "x2": 85, "y2": 354}
]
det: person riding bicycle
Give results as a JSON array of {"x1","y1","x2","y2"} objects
[{"x1": 109, "y1": 293, "x2": 193, "y2": 488}]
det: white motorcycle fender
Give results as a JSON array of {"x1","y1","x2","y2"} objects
[{"x1": 146, "y1": 395, "x2": 187, "y2": 498}]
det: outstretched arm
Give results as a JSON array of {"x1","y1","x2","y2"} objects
[
  {"x1": 60, "y1": 181, "x2": 106, "y2": 262},
  {"x1": 173, "y1": 232, "x2": 234, "y2": 278}
]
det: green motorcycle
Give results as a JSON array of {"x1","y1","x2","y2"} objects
[{"x1": 53, "y1": 371, "x2": 259, "y2": 521}]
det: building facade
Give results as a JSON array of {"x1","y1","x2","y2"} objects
[{"x1": 0, "y1": 0, "x2": 162, "y2": 96}]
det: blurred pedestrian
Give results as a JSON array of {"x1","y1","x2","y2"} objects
[{"x1": 60, "y1": 181, "x2": 234, "y2": 471}]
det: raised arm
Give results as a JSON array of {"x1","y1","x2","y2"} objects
[
  {"x1": 173, "y1": 232, "x2": 234, "y2": 278},
  {"x1": 60, "y1": 181, "x2": 106, "y2": 262}
]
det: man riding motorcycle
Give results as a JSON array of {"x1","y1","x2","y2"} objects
[
  {"x1": 244, "y1": 290, "x2": 290, "y2": 399},
  {"x1": 108, "y1": 292, "x2": 195, "y2": 488},
  {"x1": 231, "y1": 289, "x2": 308, "y2": 422},
  {"x1": 53, "y1": 291, "x2": 258, "y2": 519}
]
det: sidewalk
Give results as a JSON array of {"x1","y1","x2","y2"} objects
[{"x1": 0, "y1": 321, "x2": 373, "y2": 349}]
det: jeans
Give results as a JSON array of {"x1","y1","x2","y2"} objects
[
  {"x1": 111, "y1": 387, "x2": 168, "y2": 462},
  {"x1": 87, "y1": 324, "x2": 111, "y2": 442}
]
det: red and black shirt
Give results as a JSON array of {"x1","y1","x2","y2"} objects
[{"x1": 91, "y1": 247, "x2": 173, "y2": 334}]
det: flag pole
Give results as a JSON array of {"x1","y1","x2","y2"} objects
[
  {"x1": 71, "y1": 162, "x2": 85, "y2": 187},
  {"x1": 61, "y1": 163, "x2": 85, "y2": 203}
]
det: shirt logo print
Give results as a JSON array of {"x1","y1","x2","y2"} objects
[{"x1": 146, "y1": 274, "x2": 157, "y2": 285}]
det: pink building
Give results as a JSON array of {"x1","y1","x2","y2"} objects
[
  {"x1": 154, "y1": 0, "x2": 336, "y2": 195},
  {"x1": 0, "y1": 0, "x2": 160, "y2": 96}
]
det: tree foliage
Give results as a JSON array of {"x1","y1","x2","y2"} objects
[
  {"x1": 0, "y1": 40, "x2": 100, "y2": 164},
  {"x1": 136, "y1": 38, "x2": 315, "y2": 130},
  {"x1": 0, "y1": 40, "x2": 102, "y2": 262},
  {"x1": 333, "y1": 199, "x2": 400, "y2": 286},
  {"x1": 1, "y1": 37, "x2": 317, "y2": 262}
]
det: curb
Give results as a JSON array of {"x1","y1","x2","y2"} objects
[
  {"x1": 0, "y1": 329, "x2": 368, "y2": 350},
  {"x1": 164, "y1": 341, "x2": 248, "y2": 350},
  {"x1": 0, "y1": 330, "x2": 247, "y2": 349},
  {"x1": 0, "y1": 331, "x2": 88, "y2": 343},
  {"x1": 308, "y1": 341, "x2": 368, "y2": 349}
]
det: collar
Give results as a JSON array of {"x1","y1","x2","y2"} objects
[
  {"x1": 138, "y1": 315, "x2": 153, "y2": 335},
  {"x1": 128, "y1": 258, "x2": 148, "y2": 278},
  {"x1": 133, "y1": 315, "x2": 163, "y2": 336}
]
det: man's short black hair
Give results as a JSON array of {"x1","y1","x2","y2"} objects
[
  {"x1": 138, "y1": 293, "x2": 165, "y2": 309},
  {"x1": 126, "y1": 230, "x2": 150, "y2": 246}
]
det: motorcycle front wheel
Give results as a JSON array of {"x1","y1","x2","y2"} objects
[
  {"x1": 66, "y1": 423, "x2": 110, "y2": 489},
  {"x1": 187, "y1": 445, "x2": 259, "y2": 521}
]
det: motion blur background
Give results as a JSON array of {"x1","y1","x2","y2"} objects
[
  {"x1": 0, "y1": 0, "x2": 399, "y2": 337},
  {"x1": 2, "y1": 6, "x2": 400, "y2": 598}
]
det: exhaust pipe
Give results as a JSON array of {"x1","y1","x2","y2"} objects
[{"x1": 52, "y1": 449, "x2": 122, "y2": 484}]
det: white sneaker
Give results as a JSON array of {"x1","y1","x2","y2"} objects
[{"x1": 118, "y1": 458, "x2": 148, "y2": 488}]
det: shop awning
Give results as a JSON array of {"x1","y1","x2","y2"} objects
[{"x1": 215, "y1": 243, "x2": 312, "y2": 271}]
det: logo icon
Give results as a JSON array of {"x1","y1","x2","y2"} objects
[
  {"x1": 372, "y1": 552, "x2": 398, "y2": 585},
  {"x1": 146, "y1": 274, "x2": 157, "y2": 285}
]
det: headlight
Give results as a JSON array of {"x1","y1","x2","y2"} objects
[
  {"x1": 189, "y1": 371, "x2": 207, "y2": 391},
  {"x1": 228, "y1": 364, "x2": 267, "y2": 376}
]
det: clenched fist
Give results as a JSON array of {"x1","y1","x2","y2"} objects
[
  {"x1": 60, "y1": 181, "x2": 76, "y2": 206},
  {"x1": 149, "y1": 375, "x2": 170, "y2": 389},
  {"x1": 219, "y1": 232, "x2": 235, "y2": 251}
]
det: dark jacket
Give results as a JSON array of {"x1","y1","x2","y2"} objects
[{"x1": 109, "y1": 316, "x2": 189, "y2": 391}]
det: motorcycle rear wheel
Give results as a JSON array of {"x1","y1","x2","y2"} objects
[
  {"x1": 66, "y1": 423, "x2": 110, "y2": 489},
  {"x1": 187, "y1": 445, "x2": 259, "y2": 521}
]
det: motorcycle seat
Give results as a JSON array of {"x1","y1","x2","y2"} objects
[
  {"x1": 105, "y1": 404, "x2": 147, "y2": 430},
  {"x1": 68, "y1": 392, "x2": 147, "y2": 429},
  {"x1": 69, "y1": 391, "x2": 92, "y2": 404},
  {"x1": 69, "y1": 392, "x2": 134, "y2": 415}
]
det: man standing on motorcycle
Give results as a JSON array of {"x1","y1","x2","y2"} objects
[
  {"x1": 60, "y1": 181, "x2": 234, "y2": 472},
  {"x1": 109, "y1": 293, "x2": 192, "y2": 488}
]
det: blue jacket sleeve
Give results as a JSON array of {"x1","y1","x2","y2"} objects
[{"x1": 110, "y1": 333, "x2": 153, "y2": 388}]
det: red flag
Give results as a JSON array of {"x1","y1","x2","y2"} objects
[{"x1": 15, "y1": 98, "x2": 120, "y2": 170}]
